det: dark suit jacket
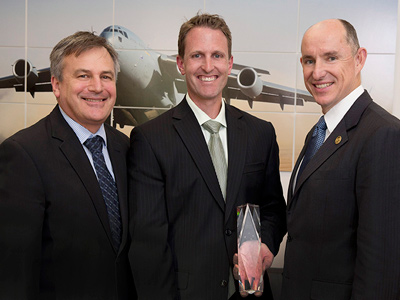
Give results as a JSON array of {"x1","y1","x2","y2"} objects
[
  {"x1": 282, "y1": 91, "x2": 400, "y2": 300},
  {"x1": 0, "y1": 106, "x2": 135, "y2": 299},
  {"x1": 128, "y1": 98, "x2": 286, "y2": 300}
]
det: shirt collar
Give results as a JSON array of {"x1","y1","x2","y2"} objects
[
  {"x1": 324, "y1": 85, "x2": 364, "y2": 134},
  {"x1": 185, "y1": 94, "x2": 227, "y2": 127},
  {"x1": 59, "y1": 106, "x2": 107, "y2": 146}
]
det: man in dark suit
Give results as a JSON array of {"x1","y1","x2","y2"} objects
[
  {"x1": 0, "y1": 31, "x2": 135, "y2": 299},
  {"x1": 128, "y1": 13, "x2": 286, "y2": 300},
  {"x1": 281, "y1": 19, "x2": 400, "y2": 300}
]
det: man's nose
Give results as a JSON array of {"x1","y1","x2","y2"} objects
[
  {"x1": 312, "y1": 60, "x2": 327, "y2": 80},
  {"x1": 202, "y1": 57, "x2": 214, "y2": 73},
  {"x1": 88, "y1": 77, "x2": 103, "y2": 93}
]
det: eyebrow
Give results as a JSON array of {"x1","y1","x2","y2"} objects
[
  {"x1": 324, "y1": 51, "x2": 339, "y2": 57},
  {"x1": 73, "y1": 69, "x2": 90, "y2": 75},
  {"x1": 302, "y1": 54, "x2": 313, "y2": 59},
  {"x1": 302, "y1": 51, "x2": 339, "y2": 59},
  {"x1": 101, "y1": 70, "x2": 115, "y2": 77},
  {"x1": 74, "y1": 69, "x2": 115, "y2": 76}
]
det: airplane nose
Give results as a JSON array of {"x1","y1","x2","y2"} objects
[
  {"x1": 99, "y1": 27, "x2": 116, "y2": 44},
  {"x1": 100, "y1": 32, "x2": 112, "y2": 42}
]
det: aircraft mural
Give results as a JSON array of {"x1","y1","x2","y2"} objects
[{"x1": 0, "y1": 25, "x2": 315, "y2": 128}]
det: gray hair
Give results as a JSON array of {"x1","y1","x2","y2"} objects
[
  {"x1": 338, "y1": 19, "x2": 360, "y2": 55},
  {"x1": 50, "y1": 31, "x2": 119, "y2": 81}
]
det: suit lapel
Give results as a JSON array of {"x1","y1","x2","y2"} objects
[
  {"x1": 289, "y1": 91, "x2": 372, "y2": 209},
  {"x1": 172, "y1": 98, "x2": 226, "y2": 211},
  {"x1": 49, "y1": 107, "x2": 116, "y2": 253},
  {"x1": 287, "y1": 131, "x2": 311, "y2": 204},
  {"x1": 225, "y1": 104, "x2": 247, "y2": 223},
  {"x1": 105, "y1": 126, "x2": 128, "y2": 255},
  {"x1": 292, "y1": 123, "x2": 349, "y2": 198}
]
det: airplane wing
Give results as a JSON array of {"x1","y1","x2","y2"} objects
[
  {"x1": 232, "y1": 63, "x2": 270, "y2": 75},
  {"x1": 226, "y1": 65, "x2": 314, "y2": 109},
  {"x1": 226, "y1": 73, "x2": 314, "y2": 109},
  {"x1": 157, "y1": 54, "x2": 187, "y2": 94},
  {"x1": 0, "y1": 59, "x2": 52, "y2": 97},
  {"x1": 157, "y1": 55, "x2": 314, "y2": 109},
  {"x1": 1, "y1": 54, "x2": 314, "y2": 119}
]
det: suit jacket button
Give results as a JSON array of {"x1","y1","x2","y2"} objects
[
  {"x1": 225, "y1": 229, "x2": 232, "y2": 236},
  {"x1": 287, "y1": 234, "x2": 292, "y2": 242},
  {"x1": 221, "y1": 280, "x2": 228, "y2": 287}
]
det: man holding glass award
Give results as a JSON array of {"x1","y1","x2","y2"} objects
[{"x1": 128, "y1": 13, "x2": 286, "y2": 300}]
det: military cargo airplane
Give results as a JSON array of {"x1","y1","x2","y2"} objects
[{"x1": 0, "y1": 25, "x2": 314, "y2": 127}]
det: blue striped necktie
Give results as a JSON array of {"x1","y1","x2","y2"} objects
[
  {"x1": 84, "y1": 135, "x2": 121, "y2": 251},
  {"x1": 297, "y1": 116, "x2": 327, "y2": 179}
]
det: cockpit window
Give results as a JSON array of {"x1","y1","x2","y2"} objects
[{"x1": 103, "y1": 27, "x2": 128, "y2": 39}]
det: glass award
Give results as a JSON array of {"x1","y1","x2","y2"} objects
[{"x1": 237, "y1": 203, "x2": 263, "y2": 294}]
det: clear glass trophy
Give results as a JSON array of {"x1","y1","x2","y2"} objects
[{"x1": 237, "y1": 203, "x2": 263, "y2": 294}]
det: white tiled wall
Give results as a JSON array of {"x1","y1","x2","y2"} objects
[{"x1": 0, "y1": 0, "x2": 398, "y2": 267}]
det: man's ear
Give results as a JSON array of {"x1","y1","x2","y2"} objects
[
  {"x1": 176, "y1": 56, "x2": 185, "y2": 75},
  {"x1": 51, "y1": 76, "x2": 61, "y2": 99},
  {"x1": 228, "y1": 55, "x2": 233, "y2": 75},
  {"x1": 355, "y1": 47, "x2": 367, "y2": 73}
]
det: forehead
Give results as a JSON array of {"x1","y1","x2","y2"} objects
[
  {"x1": 63, "y1": 47, "x2": 114, "y2": 69},
  {"x1": 301, "y1": 21, "x2": 350, "y2": 54},
  {"x1": 185, "y1": 27, "x2": 228, "y2": 52}
]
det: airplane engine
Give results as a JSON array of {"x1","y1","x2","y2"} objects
[
  {"x1": 237, "y1": 67, "x2": 262, "y2": 98},
  {"x1": 12, "y1": 59, "x2": 39, "y2": 91}
]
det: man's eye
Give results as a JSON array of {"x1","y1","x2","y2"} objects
[
  {"x1": 193, "y1": 54, "x2": 201, "y2": 58},
  {"x1": 328, "y1": 57, "x2": 337, "y2": 62},
  {"x1": 214, "y1": 54, "x2": 221, "y2": 58},
  {"x1": 304, "y1": 60, "x2": 314, "y2": 65}
]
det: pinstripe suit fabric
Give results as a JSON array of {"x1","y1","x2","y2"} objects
[
  {"x1": 128, "y1": 98, "x2": 286, "y2": 300},
  {"x1": 282, "y1": 91, "x2": 400, "y2": 300}
]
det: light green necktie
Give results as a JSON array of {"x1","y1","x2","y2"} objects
[
  {"x1": 203, "y1": 120, "x2": 235, "y2": 299},
  {"x1": 202, "y1": 120, "x2": 227, "y2": 201}
]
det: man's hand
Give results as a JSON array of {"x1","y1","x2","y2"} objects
[{"x1": 233, "y1": 243, "x2": 274, "y2": 297}]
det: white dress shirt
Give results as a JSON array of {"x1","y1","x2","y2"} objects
[
  {"x1": 294, "y1": 85, "x2": 364, "y2": 190},
  {"x1": 186, "y1": 94, "x2": 228, "y2": 163}
]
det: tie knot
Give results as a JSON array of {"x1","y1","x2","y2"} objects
[
  {"x1": 84, "y1": 135, "x2": 104, "y2": 154},
  {"x1": 202, "y1": 120, "x2": 222, "y2": 134},
  {"x1": 316, "y1": 116, "x2": 327, "y2": 130}
]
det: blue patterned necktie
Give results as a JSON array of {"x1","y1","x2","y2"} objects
[
  {"x1": 297, "y1": 116, "x2": 327, "y2": 179},
  {"x1": 84, "y1": 135, "x2": 121, "y2": 251}
]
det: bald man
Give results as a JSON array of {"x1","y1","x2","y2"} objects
[{"x1": 281, "y1": 19, "x2": 400, "y2": 300}]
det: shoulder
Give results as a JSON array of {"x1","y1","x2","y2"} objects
[
  {"x1": 366, "y1": 101, "x2": 400, "y2": 126},
  {"x1": 227, "y1": 104, "x2": 275, "y2": 133},
  {"x1": 352, "y1": 101, "x2": 400, "y2": 154},
  {"x1": 1, "y1": 115, "x2": 49, "y2": 150},
  {"x1": 0, "y1": 116, "x2": 52, "y2": 172},
  {"x1": 359, "y1": 101, "x2": 400, "y2": 135},
  {"x1": 132, "y1": 106, "x2": 178, "y2": 136},
  {"x1": 104, "y1": 123, "x2": 130, "y2": 148}
]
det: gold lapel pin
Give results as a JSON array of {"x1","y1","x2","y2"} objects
[{"x1": 335, "y1": 136, "x2": 342, "y2": 145}]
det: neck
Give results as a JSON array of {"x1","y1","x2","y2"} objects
[{"x1": 191, "y1": 97, "x2": 222, "y2": 119}]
